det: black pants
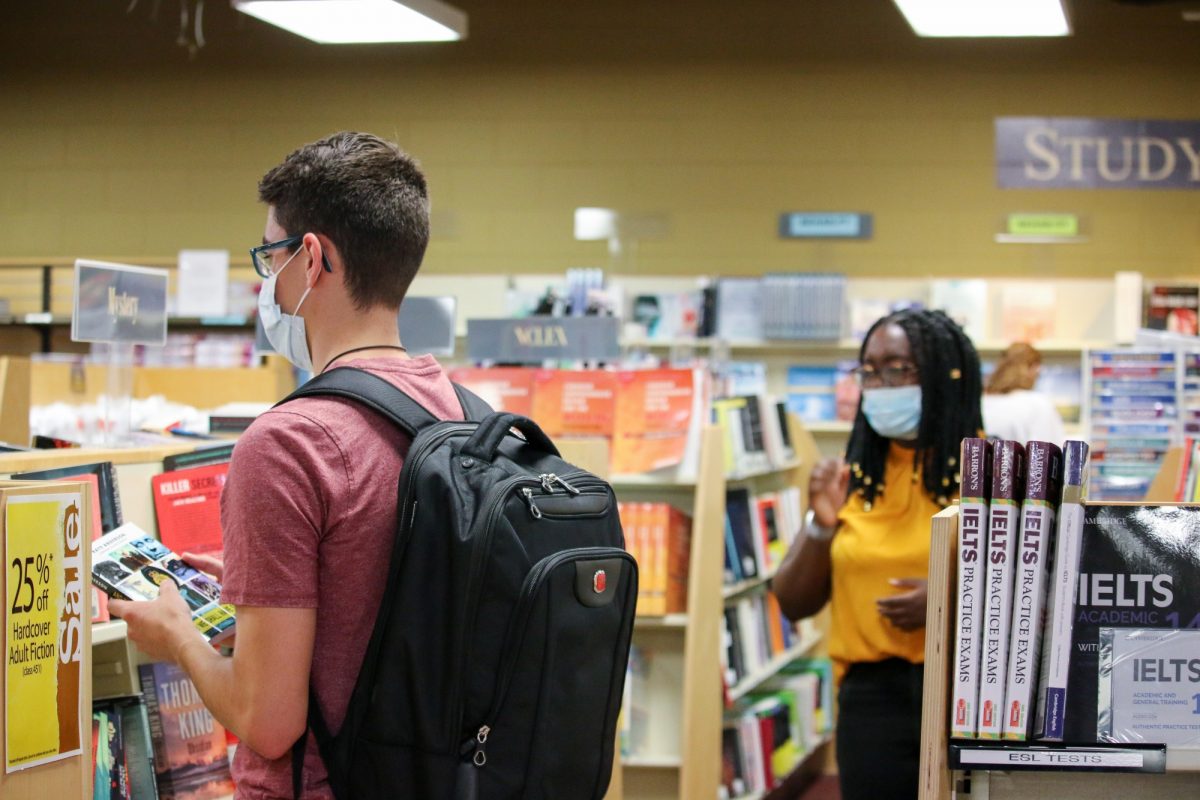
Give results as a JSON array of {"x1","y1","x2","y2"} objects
[{"x1": 836, "y1": 658, "x2": 924, "y2": 800}]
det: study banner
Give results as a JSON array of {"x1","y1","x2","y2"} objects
[
  {"x1": 5, "y1": 489, "x2": 86, "y2": 772},
  {"x1": 996, "y1": 117, "x2": 1200, "y2": 189}
]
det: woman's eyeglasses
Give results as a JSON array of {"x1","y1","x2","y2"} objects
[{"x1": 851, "y1": 363, "x2": 918, "y2": 388}]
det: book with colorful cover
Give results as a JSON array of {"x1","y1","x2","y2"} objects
[
  {"x1": 611, "y1": 368, "x2": 696, "y2": 475},
  {"x1": 1033, "y1": 439, "x2": 1090, "y2": 741},
  {"x1": 530, "y1": 369, "x2": 617, "y2": 438},
  {"x1": 92, "y1": 523, "x2": 236, "y2": 645},
  {"x1": 447, "y1": 367, "x2": 536, "y2": 417},
  {"x1": 951, "y1": 437, "x2": 992, "y2": 739},
  {"x1": 978, "y1": 440, "x2": 1026, "y2": 738},
  {"x1": 663, "y1": 505, "x2": 692, "y2": 615},
  {"x1": 93, "y1": 707, "x2": 115, "y2": 800},
  {"x1": 138, "y1": 661, "x2": 236, "y2": 800},
  {"x1": 755, "y1": 495, "x2": 783, "y2": 573},
  {"x1": 1143, "y1": 283, "x2": 1200, "y2": 335},
  {"x1": 151, "y1": 463, "x2": 229, "y2": 558},
  {"x1": 1001, "y1": 441, "x2": 1063, "y2": 741}
]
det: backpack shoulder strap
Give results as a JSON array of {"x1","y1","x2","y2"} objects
[
  {"x1": 452, "y1": 382, "x2": 493, "y2": 422},
  {"x1": 276, "y1": 367, "x2": 437, "y2": 439}
]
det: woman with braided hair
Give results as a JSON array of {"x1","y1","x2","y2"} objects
[{"x1": 773, "y1": 308, "x2": 982, "y2": 800}]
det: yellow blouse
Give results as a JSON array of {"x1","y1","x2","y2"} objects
[{"x1": 828, "y1": 443, "x2": 944, "y2": 682}]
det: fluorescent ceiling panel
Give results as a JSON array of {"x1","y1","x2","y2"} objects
[
  {"x1": 232, "y1": 0, "x2": 467, "y2": 44},
  {"x1": 892, "y1": 0, "x2": 1071, "y2": 37}
]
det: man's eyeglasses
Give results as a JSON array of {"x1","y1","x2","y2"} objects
[
  {"x1": 249, "y1": 235, "x2": 334, "y2": 279},
  {"x1": 851, "y1": 363, "x2": 919, "y2": 388}
]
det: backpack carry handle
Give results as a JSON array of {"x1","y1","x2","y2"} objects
[{"x1": 461, "y1": 412, "x2": 560, "y2": 461}]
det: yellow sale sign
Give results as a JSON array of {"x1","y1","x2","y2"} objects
[{"x1": 5, "y1": 491, "x2": 85, "y2": 772}]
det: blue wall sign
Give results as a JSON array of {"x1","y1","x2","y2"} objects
[{"x1": 778, "y1": 212, "x2": 872, "y2": 240}]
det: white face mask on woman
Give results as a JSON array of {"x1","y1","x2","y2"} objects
[
  {"x1": 257, "y1": 246, "x2": 314, "y2": 372},
  {"x1": 861, "y1": 384, "x2": 922, "y2": 441}
]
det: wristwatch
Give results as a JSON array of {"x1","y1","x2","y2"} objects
[{"x1": 804, "y1": 508, "x2": 837, "y2": 542}]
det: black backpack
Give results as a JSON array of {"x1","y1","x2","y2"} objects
[{"x1": 278, "y1": 367, "x2": 638, "y2": 800}]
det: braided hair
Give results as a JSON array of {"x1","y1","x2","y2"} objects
[{"x1": 844, "y1": 309, "x2": 983, "y2": 510}]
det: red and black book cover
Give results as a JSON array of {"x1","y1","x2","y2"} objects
[{"x1": 151, "y1": 463, "x2": 229, "y2": 557}]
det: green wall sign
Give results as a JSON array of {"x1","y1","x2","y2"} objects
[{"x1": 1006, "y1": 213, "x2": 1079, "y2": 238}]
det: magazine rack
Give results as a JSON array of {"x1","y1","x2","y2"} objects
[{"x1": 918, "y1": 505, "x2": 1200, "y2": 800}]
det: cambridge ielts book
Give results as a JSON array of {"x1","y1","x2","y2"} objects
[{"x1": 1062, "y1": 503, "x2": 1200, "y2": 743}]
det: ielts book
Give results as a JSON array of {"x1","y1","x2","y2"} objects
[
  {"x1": 951, "y1": 437, "x2": 992, "y2": 739},
  {"x1": 1063, "y1": 503, "x2": 1200, "y2": 742},
  {"x1": 1034, "y1": 439, "x2": 1090, "y2": 741},
  {"x1": 978, "y1": 440, "x2": 1026, "y2": 739},
  {"x1": 1001, "y1": 441, "x2": 1063, "y2": 741}
]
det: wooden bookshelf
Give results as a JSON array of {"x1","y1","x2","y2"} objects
[
  {"x1": 727, "y1": 631, "x2": 824, "y2": 703},
  {"x1": 613, "y1": 416, "x2": 826, "y2": 800},
  {"x1": 917, "y1": 505, "x2": 1200, "y2": 800}
]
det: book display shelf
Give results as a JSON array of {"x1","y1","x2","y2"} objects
[
  {"x1": 918, "y1": 506, "x2": 1200, "y2": 800},
  {"x1": 608, "y1": 417, "x2": 828, "y2": 800}
]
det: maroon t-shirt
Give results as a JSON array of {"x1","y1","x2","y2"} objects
[{"x1": 220, "y1": 355, "x2": 464, "y2": 799}]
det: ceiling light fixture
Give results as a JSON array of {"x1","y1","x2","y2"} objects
[
  {"x1": 231, "y1": 0, "x2": 467, "y2": 44},
  {"x1": 891, "y1": 0, "x2": 1071, "y2": 37}
]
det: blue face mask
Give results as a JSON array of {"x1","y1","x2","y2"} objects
[{"x1": 861, "y1": 385, "x2": 922, "y2": 441}]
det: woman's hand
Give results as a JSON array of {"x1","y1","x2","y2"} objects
[
  {"x1": 876, "y1": 578, "x2": 927, "y2": 631},
  {"x1": 808, "y1": 458, "x2": 850, "y2": 529}
]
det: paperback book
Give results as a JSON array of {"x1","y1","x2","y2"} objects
[
  {"x1": 92, "y1": 523, "x2": 236, "y2": 645},
  {"x1": 1001, "y1": 441, "x2": 1063, "y2": 741},
  {"x1": 1063, "y1": 503, "x2": 1200, "y2": 743},
  {"x1": 951, "y1": 437, "x2": 992, "y2": 739},
  {"x1": 1033, "y1": 439, "x2": 1090, "y2": 741},
  {"x1": 139, "y1": 661, "x2": 236, "y2": 800},
  {"x1": 151, "y1": 462, "x2": 229, "y2": 557},
  {"x1": 978, "y1": 440, "x2": 1026, "y2": 739}
]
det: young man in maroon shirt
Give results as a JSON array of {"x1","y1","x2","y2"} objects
[{"x1": 114, "y1": 132, "x2": 464, "y2": 799}]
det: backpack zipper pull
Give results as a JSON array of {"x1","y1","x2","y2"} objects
[
  {"x1": 540, "y1": 473, "x2": 556, "y2": 493},
  {"x1": 472, "y1": 725, "x2": 491, "y2": 767},
  {"x1": 521, "y1": 488, "x2": 543, "y2": 519},
  {"x1": 551, "y1": 474, "x2": 581, "y2": 495}
]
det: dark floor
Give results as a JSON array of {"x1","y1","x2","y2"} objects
[
  {"x1": 796, "y1": 775, "x2": 840, "y2": 800},
  {"x1": 765, "y1": 772, "x2": 841, "y2": 800}
]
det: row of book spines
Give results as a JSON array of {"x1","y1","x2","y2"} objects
[
  {"x1": 723, "y1": 593, "x2": 798, "y2": 687},
  {"x1": 617, "y1": 502, "x2": 691, "y2": 617},
  {"x1": 724, "y1": 488, "x2": 802, "y2": 586},
  {"x1": 93, "y1": 699, "x2": 157, "y2": 800},
  {"x1": 711, "y1": 395, "x2": 795, "y2": 475},
  {"x1": 953, "y1": 438, "x2": 1087, "y2": 741},
  {"x1": 1172, "y1": 437, "x2": 1200, "y2": 502},
  {"x1": 721, "y1": 660, "x2": 835, "y2": 797}
]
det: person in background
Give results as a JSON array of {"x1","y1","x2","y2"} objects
[
  {"x1": 773, "y1": 309, "x2": 983, "y2": 800},
  {"x1": 982, "y1": 342, "x2": 1066, "y2": 445}
]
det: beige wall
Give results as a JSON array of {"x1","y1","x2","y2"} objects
[{"x1": 2, "y1": 58, "x2": 1199, "y2": 278}]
